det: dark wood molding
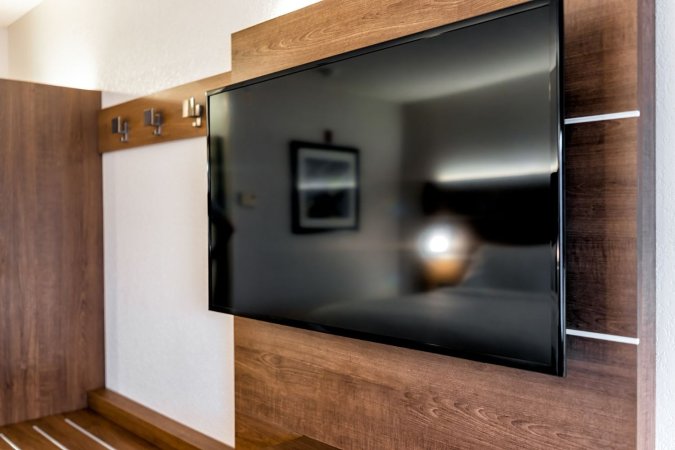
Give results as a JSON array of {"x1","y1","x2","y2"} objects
[
  {"x1": 87, "y1": 389, "x2": 233, "y2": 450},
  {"x1": 98, "y1": 72, "x2": 231, "y2": 154},
  {"x1": 0, "y1": 79, "x2": 104, "y2": 426}
]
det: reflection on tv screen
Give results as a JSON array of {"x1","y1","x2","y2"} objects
[{"x1": 207, "y1": 1, "x2": 564, "y2": 375}]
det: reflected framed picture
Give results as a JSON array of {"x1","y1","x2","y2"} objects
[{"x1": 290, "y1": 141, "x2": 359, "y2": 233}]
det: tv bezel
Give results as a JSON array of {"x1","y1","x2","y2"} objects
[{"x1": 206, "y1": 0, "x2": 565, "y2": 376}]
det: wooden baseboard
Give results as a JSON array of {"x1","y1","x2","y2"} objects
[{"x1": 87, "y1": 389, "x2": 232, "y2": 450}]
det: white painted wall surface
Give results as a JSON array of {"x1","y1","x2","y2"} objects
[
  {"x1": 0, "y1": 27, "x2": 8, "y2": 78},
  {"x1": 656, "y1": 0, "x2": 675, "y2": 448},
  {"x1": 7, "y1": 0, "x2": 319, "y2": 94},
  {"x1": 103, "y1": 138, "x2": 235, "y2": 444}
]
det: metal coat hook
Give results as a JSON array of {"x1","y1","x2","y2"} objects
[
  {"x1": 144, "y1": 108, "x2": 163, "y2": 136},
  {"x1": 182, "y1": 97, "x2": 203, "y2": 128},
  {"x1": 111, "y1": 116, "x2": 129, "y2": 143}
]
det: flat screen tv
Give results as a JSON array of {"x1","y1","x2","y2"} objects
[{"x1": 207, "y1": 0, "x2": 564, "y2": 375}]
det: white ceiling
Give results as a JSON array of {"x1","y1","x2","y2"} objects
[{"x1": 0, "y1": 0, "x2": 43, "y2": 27}]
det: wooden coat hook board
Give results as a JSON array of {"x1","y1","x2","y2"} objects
[{"x1": 98, "y1": 72, "x2": 231, "y2": 154}]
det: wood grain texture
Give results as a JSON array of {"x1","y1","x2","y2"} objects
[
  {"x1": 232, "y1": 0, "x2": 638, "y2": 118},
  {"x1": 236, "y1": 317, "x2": 637, "y2": 450},
  {"x1": 236, "y1": 413, "x2": 301, "y2": 450},
  {"x1": 636, "y1": 0, "x2": 656, "y2": 447},
  {"x1": 565, "y1": 118, "x2": 638, "y2": 336},
  {"x1": 231, "y1": 0, "x2": 530, "y2": 83},
  {"x1": 564, "y1": 0, "x2": 638, "y2": 117},
  {"x1": 32, "y1": 415, "x2": 107, "y2": 450},
  {"x1": 88, "y1": 389, "x2": 233, "y2": 450},
  {"x1": 98, "y1": 72, "x2": 231, "y2": 153},
  {"x1": 0, "y1": 422, "x2": 54, "y2": 448},
  {"x1": 65, "y1": 410, "x2": 161, "y2": 449},
  {"x1": 0, "y1": 79, "x2": 104, "y2": 426},
  {"x1": 265, "y1": 436, "x2": 340, "y2": 450},
  {"x1": 0, "y1": 410, "x2": 160, "y2": 449}
]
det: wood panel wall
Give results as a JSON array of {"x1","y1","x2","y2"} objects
[
  {"x1": 0, "y1": 79, "x2": 104, "y2": 425},
  {"x1": 231, "y1": 0, "x2": 655, "y2": 449}
]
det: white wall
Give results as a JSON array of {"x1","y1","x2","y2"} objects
[
  {"x1": 656, "y1": 0, "x2": 675, "y2": 448},
  {"x1": 0, "y1": 27, "x2": 8, "y2": 78},
  {"x1": 7, "y1": 0, "x2": 318, "y2": 94},
  {"x1": 103, "y1": 138, "x2": 235, "y2": 443}
]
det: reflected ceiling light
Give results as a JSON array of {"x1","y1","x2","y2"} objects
[
  {"x1": 417, "y1": 224, "x2": 468, "y2": 260},
  {"x1": 426, "y1": 233, "x2": 451, "y2": 254},
  {"x1": 298, "y1": 181, "x2": 356, "y2": 190},
  {"x1": 435, "y1": 163, "x2": 553, "y2": 184}
]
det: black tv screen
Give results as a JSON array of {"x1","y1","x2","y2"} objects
[{"x1": 208, "y1": 0, "x2": 564, "y2": 375}]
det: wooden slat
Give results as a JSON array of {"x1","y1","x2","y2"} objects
[
  {"x1": 98, "y1": 72, "x2": 231, "y2": 153},
  {"x1": 88, "y1": 389, "x2": 233, "y2": 450},
  {"x1": 0, "y1": 79, "x2": 104, "y2": 426},
  {"x1": 0, "y1": 410, "x2": 165, "y2": 449},
  {"x1": 0, "y1": 422, "x2": 54, "y2": 448},
  {"x1": 236, "y1": 413, "x2": 301, "y2": 450},
  {"x1": 565, "y1": 118, "x2": 638, "y2": 336},
  {"x1": 564, "y1": 0, "x2": 638, "y2": 117},
  {"x1": 235, "y1": 317, "x2": 636, "y2": 450},
  {"x1": 32, "y1": 415, "x2": 106, "y2": 450},
  {"x1": 65, "y1": 410, "x2": 161, "y2": 450},
  {"x1": 0, "y1": 437, "x2": 13, "y2": 450},
  {"x1": 231, "y1": 0, "x2": 530, "y2": 83}
]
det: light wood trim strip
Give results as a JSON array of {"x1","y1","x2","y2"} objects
[
  {"x1": 231, "y1": 0, "x2": 531, "y2": 83},
  {"x1": 98, "y1": 72, "x2": 231, "y2": 154},
  {"x1": 87, "y1": 389, "x2": 233, "y2": 450},
  {"x1": 636, "y1": 0, "x2": 656, "y2": 447}
]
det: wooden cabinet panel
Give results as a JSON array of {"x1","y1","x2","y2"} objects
[{"x1": 0, "y1": 79, "x2": 103, "y2": 425}]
